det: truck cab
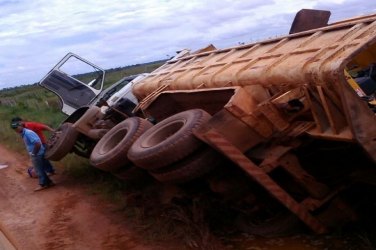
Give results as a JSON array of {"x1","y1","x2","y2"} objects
[{"x1": 39, "y1": 52, "x2": 147, "y2": 160}]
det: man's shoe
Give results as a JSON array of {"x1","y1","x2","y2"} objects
[
  {"x1": 34, "y1": 185, "x2": 48, "y2": 192},
  {"x1": 34, "y1": 182, "x2": 55, "y2": 192}
]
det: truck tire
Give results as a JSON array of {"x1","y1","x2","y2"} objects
[
  {"x1": 90, "y1": 117, "x2": 153, "y2": 172},
  {"x1": 148, "y1": 148, "x2": 221, "y2": 183},
  {"x1": 45, "y1": 122, "x2": 78, "y2": 161},
  {"x1": 127, "y1": 109, "x2": 211, "y2": 170}
]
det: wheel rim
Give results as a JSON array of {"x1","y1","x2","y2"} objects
[
  {"x1": 47, "y1": 127, "x2": 63, "y2": 150},
  {"x1": 141, "y1": 118, "x2": 186, "y2": 148},
  {"x1": 99, "y1": 128, "x2": 129, "y2": 155}
]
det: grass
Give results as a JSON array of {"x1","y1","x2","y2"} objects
[
  {"x1": 357, "y1": 232, "x2": 376, "y2": 249},
  {"x1": 119, "y1": 181, "x2": 225, "y2": 249}
]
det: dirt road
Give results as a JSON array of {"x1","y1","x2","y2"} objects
[{"x1": 0, "y1": 144, "x2": 173, "y2": 250}]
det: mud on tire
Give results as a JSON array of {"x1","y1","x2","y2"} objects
[
  {"x1": 90, "y1": 117, "x2": 153, "y2": 172},
  {"x1": 45, "y1": 122, "x2": 78, "y2": 161},
  {"x1": 127, "y1": 109, "x2": 211, "y2": 170}
]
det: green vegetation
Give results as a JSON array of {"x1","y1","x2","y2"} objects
[
  {"x1": 0, "y1": 60, "x2": 165, "y2": 152},
  {"x1": 103, "y1": 61, "x2": 165, "y2": 88}
]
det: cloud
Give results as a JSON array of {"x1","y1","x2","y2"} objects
[{"x1": 0, "y1": 0, "x2": 374, "y2": 89}]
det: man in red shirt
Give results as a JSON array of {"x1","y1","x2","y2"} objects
[{"x1": 12, "y1": 117, "x2": 56, "y2": 175}]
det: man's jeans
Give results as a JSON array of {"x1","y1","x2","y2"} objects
[
  {"x1": 42, "y1": 143, "x2": 55, "y2": 174},
  {"x1": 31, "y1": 155, "x2": 51, "y2": 186},
  {"x1": 43, "y1": 158, "x2": 55, "y2": 174}
]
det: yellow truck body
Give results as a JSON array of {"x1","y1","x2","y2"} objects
[
  {"x1": 134, "y1": 13, "x2": 376, "y2": 161},
  {"x1": 130, "y1": 12, "x2": 376, "y2": 233}
]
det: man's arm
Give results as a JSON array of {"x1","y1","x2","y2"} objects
[
  {"x1": 25, "y1": 121, "x2": 55, "y2": 132},
  {"x1": 43, "y1": 125, "x2": 55, "y2": 132}
]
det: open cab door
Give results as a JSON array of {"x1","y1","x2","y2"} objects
[{"x1": 39, "y1": 52, "x2": 105, "y2": 115}]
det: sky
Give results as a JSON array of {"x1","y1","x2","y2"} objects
[{"x1": 0, "y1": 0, "x2": 375, "y2": 90}]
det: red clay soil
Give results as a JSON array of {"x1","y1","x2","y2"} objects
[{"x1": 0, "y1": 144, "x2": 178, "y2": 250}]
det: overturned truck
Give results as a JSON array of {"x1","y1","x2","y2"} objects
[{"x1": 40, "y1": 10, "x2": 376, "y2": 234}]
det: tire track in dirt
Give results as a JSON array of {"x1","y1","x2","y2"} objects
[{"x1": 42, "y1": 192, "x2": 78, "y2": 250}]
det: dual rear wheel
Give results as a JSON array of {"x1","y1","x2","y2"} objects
[{"x1": 90, "y1": 109, "x2": 221, "y2": 183}]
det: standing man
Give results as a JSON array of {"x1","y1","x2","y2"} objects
[
  {"x1": 11, "y1": 117, "x2": 56, "y2": 175},
  {"x1": 10, "y1": 120, "x2": 54, "y2": 191}
]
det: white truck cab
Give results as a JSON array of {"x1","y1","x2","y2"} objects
[
  {"x1": 39, "y1": 52, "x2": 146, "y2": 116},
  {"x1": 38, "y1": 52, "x2": 148, "y2": 160}
]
